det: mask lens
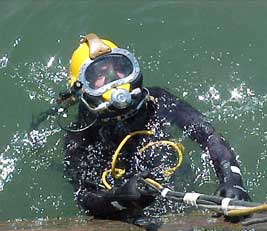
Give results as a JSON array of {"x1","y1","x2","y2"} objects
[{"x1": 85, "y1": 54, "x2": 133, "y2": 89}]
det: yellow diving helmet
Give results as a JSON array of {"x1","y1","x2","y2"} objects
[{"x1": 68, "y1": 33, "x2": 148, "y2": 120}]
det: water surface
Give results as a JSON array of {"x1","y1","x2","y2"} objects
[{"x1": 1, "y1": 1, "x2": 267, "y2": 229}]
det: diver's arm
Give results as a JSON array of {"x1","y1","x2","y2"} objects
[
  {"x1": 76, "y1": 175, "x2": 155, "y2": 217},
  {"x1": 177, "y1": 109, "x2": 250, "y2": 202},
  {"x1": 150, "y1": 87, "x2": 249, "y2": 201},
  {"x1": 76, "y1": 188, "x2": 124, "y2": 217},
  {"x1": 64, "y1": 135, "x2": 126, "y2": 216},
  {"x1": 172, "y1": 99, "x2": 241, "y2": 184},
  {"x1": 65, "y1": 152, "x2": 131, "y2": 216},
  {"x1": 64, "y1": 132, "x2": 155, "y2": 217}
]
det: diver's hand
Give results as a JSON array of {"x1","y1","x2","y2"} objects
[
  {"x1": 215, "y1": 161, "x2": 251, "y2": 221},
  {"x1": 215, "y1": 181, "x2": 250, "y2": 201},
  {"x1": 215, "y1": 181, "x2": 251, "y2": 223},
  {"x1": 114, "y1": 173, "x2": 157, "y2": 209},
  {"x1": 214, "y1": 161, "x2": 251, "y2": 222}
]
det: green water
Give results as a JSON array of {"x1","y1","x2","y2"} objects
[{"x1": 1, "y1": 0, "x2": 267, "y2": 227}]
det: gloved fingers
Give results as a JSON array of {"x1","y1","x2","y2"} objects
[
  {"x1": 232, "y1": 185, "x2": 252, "y2": 201},
  {"x1": 136, "y1": 177, "x2": 158, "y2": 196},
  {"x1": 214, "y1": 183, "x2": 252, "y2": 223},
  {"x1": 215, "y1": 187, "x2": 225, "y2": 197},
  {"x1": 122, "y1": 176, "x2": 138, "y2": 193},
  {"x1": 137, "y1": 170, "x2": 153, "y2": 179},
  {"x1": 116, "y1": 173, "x2": 158, "y2": 200},
  {"x1": 215, "y1": 183, "x2": 250, "y2": 200},
  {"x1": 225, "y1": 190, "x2": 240, "y2": 200},
  {"x1": 138, "y1": 187, "x2": 158, "y2": 196},
  {"x1": 224, "y1": 215, "x2": 245, "y2": 223}
]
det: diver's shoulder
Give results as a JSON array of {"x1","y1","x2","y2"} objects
[
  {"x1": 147, "y1": 86, "x2": 189, "y2": 106},
  {"x1": 147, "y1": 86, "x2": 172, "y2": 97}
]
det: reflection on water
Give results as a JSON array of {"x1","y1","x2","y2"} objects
[
  {"x1": 10, "y1": 61, "x2": 67, "y2": 102},
  {"x1": 0, "y1": 59, "x2": 78, "y2": 220},
  {"x1": 1, "y1": 52, "x2": 267, "y2": 216},
  {"x1": 0, "y1": 57, "x2": 67, "y2": 189},
  {"x1": 1, "y1": 1, "x2": 267, "y2": 230},
  {"x1": 0, "y1": 136, "x2": 16, "y2": 191},
  {"x1": 2, "y1": 59, "x2": 267, "y2": 221},
  {"x1": 0, "y1": 55, "x2": 8, "y2": 69}
]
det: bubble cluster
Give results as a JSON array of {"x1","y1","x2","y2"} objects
[
  {"x1": 10, "y1": 61, "x2": 67, "y2": 103},
  {"x1": 0, "y1": 57, "x2": 75, "y2": 219},
  {"x1": 0, "y1": 124, "x2": 61, "y2": 191},
  {"x1": 2, "y1": 33, "x2": 267, "y2": 222},
  {"x1": 134, "y1": 37, "x2": 267, "y2": 204},
  {"x1": 0, "y1": 54, "x2": 9, "y2": 69},
  {"x1": 0, "y1": 146, "x2": 16, "y2": 191}
]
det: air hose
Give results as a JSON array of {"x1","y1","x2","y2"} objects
[
  {"x1": 101, "y1": 130, "x2": 184, "y2": 190},
  {"x1": 31, "y1": 81, "x2": 83, "y2": 130},
  {"x1": 143, "y1": 178, "x2": 267, "y2": 218},
  {"x1": 31, "y1": 81, "x2": 98, "y2": 132},
  {"x1": 101, "y1": 130, "x2": 267, "y2": 220}
]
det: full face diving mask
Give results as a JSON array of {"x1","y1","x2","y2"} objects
[{"x1": 69, "y1": 33, "x2": 147, "y2": 115}]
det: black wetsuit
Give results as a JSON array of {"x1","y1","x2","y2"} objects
[{"x1": 64, "y1": 87, "x2": 249, "y2": 220}]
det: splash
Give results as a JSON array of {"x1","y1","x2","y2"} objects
[
  {"x1": 0, "y1": 54, "x2": 8, "y2": 69},
  {"x1": 197, "y1": 82, "x2": 266, "y2": 122},
  {"x1": 0, "y1": 59, "x2": 67, "y2": 188},
  {"x1": 197, "y1": 82, "x2": 267, "y2": 198},
  {"x1": 0, "y1": 126, "x2": 61, "y2": 191},
  {"x1": 10, "y1": 60, "x2": 67, "y2": 102},
  {"x1": 0, "y1": 146, "x2": 16, "y2": 191},
  {"x1": 0, "y1": 37, "x2": 22, "y2": 70},
  {"x1": 47, "y1": 57, "x2": 55, "y2": 68},
  {"x1": 0, "y1": 58, "x2": 72, "y2": 219}
]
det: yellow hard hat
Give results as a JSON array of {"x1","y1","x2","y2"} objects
[
  {"x1": 67, "y1": 33, "x2": 144, "y2": 118},
  {"x1": 68, "y1": 33, "x2": 118, "y2": 87}
]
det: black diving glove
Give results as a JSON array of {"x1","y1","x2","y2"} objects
[
  {"x1": 215, "y1": 182, "x2": 251, "y2": 223},
  {"x1": 113, "y1": 172, "x2": 157, "y2": 210},
  {"x1": 215, "y1": 181, "x2": 250, "y2": 201},
  {"x1": 215, "y1": 161, "x2": 251, "y2": 222}
]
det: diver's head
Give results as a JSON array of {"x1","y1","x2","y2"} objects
[{"x1": 68, "y1": 33, "x2": 148, "y2": 120}]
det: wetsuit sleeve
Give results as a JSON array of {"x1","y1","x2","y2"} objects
[
  {"x1": 64, "y1": 131, "x2": 154, "y2": 218},
  {"x1": 151, "y1": 87, "x2": 244, "y2": 185},
  {"x1": 164, "y1": 94, "x2": 252, "y2": 209},
  {"x1": 172, "y1": 100, "x2": 241, "y2": 184},
  {"x1": 63, "y1": 132, "x2": 125, "y2": 217},
  {"x1": 76, "y1": 187, "x2": 124, "y2": 218}
]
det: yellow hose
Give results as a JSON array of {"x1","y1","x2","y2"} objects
[
  {"x1": 102, "y1": 169, "x2": 125, "y2": 190},
  {"x1": 111, "y1": 130, "x2": 154, "y2": 179},
  {"x1": 227, "y1": 204, "x2": 267, "y2": 216},
  {"x1": 144, "y1": 178, "x2": 163, "y2": 190},
  {"x1": 102, "y1": 130, "x2": 154, "y2": 189},
  {"x1": 102, "y1": 140, "x2": 267, "y2": 218},
  {"x1": 139, "y1": 140, "x2": 184, "y2": 176},
  {"x1": 101, "y1": 130, "x2": 184, "y2": 190}
]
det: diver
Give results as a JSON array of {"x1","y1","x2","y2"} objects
[{"x1": 61, "y1": 33, "x2": 250, "y2": 225}]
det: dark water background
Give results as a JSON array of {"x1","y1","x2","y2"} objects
[{"x1": 1, "y1": 0, "x2": 267, "y2": 227}]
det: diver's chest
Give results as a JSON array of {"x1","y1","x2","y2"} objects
[
  {"x1": 85, "y1": 115, "x2": 179, "y2": 185},
  {"x1": 92, "y1": 113, "x2": 172, "y2": 154}
]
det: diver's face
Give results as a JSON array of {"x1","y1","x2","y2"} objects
[
  {"x1": 93, "y1": 63, "x2": 126, "y2": 89},
  {"x1": 94, "y1": 75, "x2": 105, "y2": 88}
]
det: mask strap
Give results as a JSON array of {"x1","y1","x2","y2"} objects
[{"x1": 81, "y1": 33, "x2": 111, "y2": 59}]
